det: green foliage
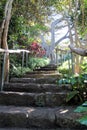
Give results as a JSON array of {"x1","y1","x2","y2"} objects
[
  {"x1": 74, "y1": 105, "x2": 87, "y2": 113},
  {"x1": 66, "y1": 91, "x2": 80, "y2": 102},
  {"x1": 9, "y1": 53, "x2": 31, "y2": 77},
  {"x1": 10, "y1": 54, "x2": 22, "y2": 67},
  {"x1": 57, "y1": 58, "x2": 87, "y2": 104},
  {"x1": 58, "y1": 60, "x2": 72, "y2": 75},
  {"x1": 58, "y1": 78, "x2": 70, "y2": 85},
  {"x1": 28, "y1": 57, "x2": 50, "y2": 70},
  {"x1": 74, "y1": 103, "x2": 87, "y2": 126},
  {"x1": 10, "y1": 66, "x2": 31, "y2": 77},
  {"x1": 8, "y1": 14, "x2": 48, "y2": 49},
  {"x1": 77, "y1": 115, "x2": 87, "y2": 126},
  {"x1": 58, "y1": 74, "x2": 86, "y2": 103},
  {"x1": 74, "y1": 101, "x2": 87, "y2": 126},
  {"x1": 58, "y1": 74, "x2": 85, "y2": 89},
  {"x1": 0, "y1": 0, "x2": 6, "y2": 23},
  {"x1": 7, "y1": 0, "x2": 50, "y2": 49},
  {"x1": 81, "y1": 58, "x2": 87, "y2": 73}
]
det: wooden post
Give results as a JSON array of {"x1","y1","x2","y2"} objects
[
  {"x1": 55, "y1": 48, "x2": 58, "y2": 65},
  {"x1": 68, "y1": 52, "x2": 71, "y2": 75},
  {"x1": 1, "y1": 52, "x2": 6, "y2": 91},
  {"x1": 71, "y1": 52, "x2": 74, "y2": 74},
  {"x1": 21, "y1": 51, "x2": 25, "y2": 74},
  {"x1": 26, "y1": 52, "x2": 28, "y2": 67}
]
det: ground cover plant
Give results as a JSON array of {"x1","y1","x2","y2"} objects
[{"x1": 57, "y1": 58, "x2": 87, "y2": 104}]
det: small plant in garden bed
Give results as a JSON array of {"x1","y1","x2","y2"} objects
[
  {"x1": 81, "y1": 58, "x2": 87, "y2": 73},
  {"x1": 58, "y1": 60, "x2": 72, "y2": 75},
  {"x1": 57, "y1": 73, "x2": 87, "y2": 104},
  {"x1": 28, "y1": 57, "x2": 50, "y2": 70},
  {"x1": 10, "y1": 66, "x2": 32, "y2": 77}
]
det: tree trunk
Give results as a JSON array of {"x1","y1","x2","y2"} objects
[{"x1": 0, "y1": 0, "x2": 13, "y2": 81}]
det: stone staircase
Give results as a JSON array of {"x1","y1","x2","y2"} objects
[{"x1": 0, "y1": 64, "x2": 86, "y2": 129}]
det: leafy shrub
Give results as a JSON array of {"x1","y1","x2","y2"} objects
[
  {"x1": 57, "y1": 74, "x2": 86, "y2": 104},
  {"x1": 66, "y1": 91, "x2": 81, "y2": 102},
  {"x1": 81, "y1": 58, "x2": 87, "y2": 73},
  {"x1": 28, "y1": 57, "x2": 50, "y2": 70},
  {"x1": 28, "y1": 41, "x2": 46, "y2": 57},
  {"x1": 58, "y1": 74, "x2": 85, "y2": 89},
  {"x1": 58, "y1": 60, "x2": 72, "y2": 75},
  {"x1": 10, "y1": 66, "x2": 31, "y2": 77}
]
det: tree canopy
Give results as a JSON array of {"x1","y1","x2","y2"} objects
[{"x1": 0, "y1": 0, "x2": 87, "y2": 78}]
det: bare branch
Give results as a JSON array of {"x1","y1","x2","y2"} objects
[{"x1": 69, "y1": 44, "x2": 87, "y2": 56}]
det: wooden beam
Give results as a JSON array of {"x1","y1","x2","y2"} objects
[{"x1": 0, "y1": 48, "x2": 30, "y2": 54}]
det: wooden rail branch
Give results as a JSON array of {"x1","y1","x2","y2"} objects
[
  {"x1": 55, "y1": 48, "x2": 71, "y2": 53},
  {"x1": 0, "y1": 48, "x2": 30, "y2": 54},
  {"x1": 69, "y1": 44, "x2": 87, "y2": 56}
]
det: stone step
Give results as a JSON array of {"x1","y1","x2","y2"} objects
[
  {"x1": 35, "y1": 65, "x2": 57, "y2": 71},
  {"x1": 10, "y1": 77, "x2": 58, "y2": 84},
  {"x1": 35, "y1": 67, "x2": 57, "y2": 71},
  {"x1": 0, "y1": 105, "x2": 86, "y2": 129},
  {"x1": 0, "y1": 127, "x2": 82, "y2": 130},
  {"x1": 23, "y1": 72, "x2": 60, "y2": 78},
  {"x1": 4, "y1": 83, "x2": 71, "y2": 93},
  {"x1": 40, "y1": 64, "x2": 58, "y2": 69},
  {"x1": 0, "y1": 91, "x2": 67, "y2": 107},
  {"x1": 25, "y1": 70, "x2": 57, "y2": 75},
  {"x1": 0, "y1": 129, "x2": 82, "y2": 130}
]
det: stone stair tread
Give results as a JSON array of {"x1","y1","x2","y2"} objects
[
  {"x1": 35, "y1": 68, "x2": 57, "y2": 71},
  {"x1": 0, "y1": 127, "x2": 81, "y2": 130},
  {"x1": 26, "y1": 72, "x2": 59, "y2": 75},
  {"x1": 23, "y1": 72, "x2": 60, "y2": 78},
  {"x1": 0, "y1": 91, "x2": 68, "y2": 97},
  {"x1": 10, "y1": 77, "x2": 58, "y2": 84},
  {"x1": 0, "y1": 105, "x2": 86, "y2": 129},
  {"x1": 0, "y1": 105, "x2": 74, "y2": 114},
  {"x1": 25, "y1": 70, "x2": 57, "y2": 74},
  {"x1": 0, "y1": 91, "x2": 68, "y2": 95},
  {"x1": 0, "y1": 91, "x2": 68, "y2": 106},
  {"x1": 39, "y1": 64, "x2": 58, "y2": 69},
  {"x1": 4, "y1": 83, "x2": 71, "y2": 93}
]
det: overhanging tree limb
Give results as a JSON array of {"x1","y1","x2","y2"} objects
[{"x1": 69, "y1": 44, "x2": 87, "y2": 56}]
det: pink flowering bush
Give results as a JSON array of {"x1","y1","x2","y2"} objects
[{"x1": 29, "y1": 41, "x2": 46, "y2": 57}]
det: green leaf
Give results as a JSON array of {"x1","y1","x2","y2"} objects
[
  {"x1": 58, "y1": 79, "x2": 64, "y2": 84},
  {"x1": 74, "y1": 106, "x2": 87, "y2": 113},
  {"x1": 77, "y1": 115, "x2": 87, "y2": 126},
  {"x1": 70, "y1": 77, "x2": 77, "y2": 85},
  {"x1": 82, "y1": 101, "x2": 87, "y2": 107},
  {"x1": 66, "y1": 91, "x2": 79, "y2": 102}
]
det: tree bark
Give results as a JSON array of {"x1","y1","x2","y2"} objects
[
  {"x1": 69, "y1": 44, "x2": 87, "y2": 56},
  {"x1": 0, "y1": 0, "x2": 13, "y2": 81}
]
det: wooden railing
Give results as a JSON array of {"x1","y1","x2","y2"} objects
[
  {"x1": 0, "y1": 48, "x2": 30, "y2": 91},
  {"x1": 55, "y1": 48, "x2": 74, "y2": 74}
]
